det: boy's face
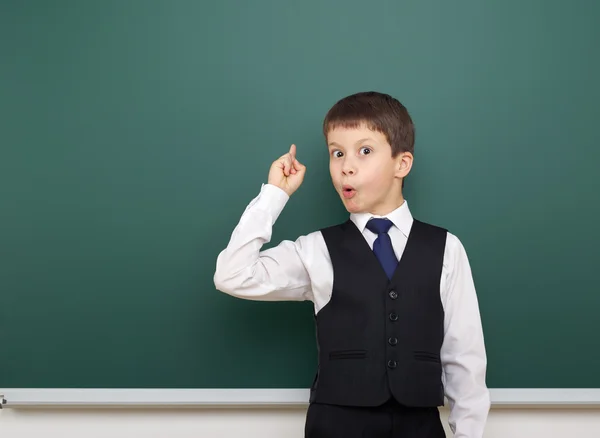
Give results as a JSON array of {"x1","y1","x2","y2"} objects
[{"x1": 327, "y1": 125, "x2": 411, "y2": 216}]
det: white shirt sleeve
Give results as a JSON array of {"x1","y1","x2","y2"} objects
[
  {"x1": 440, "y1": 233, "x2": 491, "y2": 438},
  {"x1": 213, "y1": 184, "x2": 315, "y2": 302}
]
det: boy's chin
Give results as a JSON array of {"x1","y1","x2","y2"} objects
[{"x1": 340, "y1": 198, "x2": 366, "y2": 214}]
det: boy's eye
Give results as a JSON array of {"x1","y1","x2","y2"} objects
[
  {"x1": 359, "y1": 147, "x2": 372, "y2": 155},
  {"x1": 332, "y1": 150, "x2": 344, "y2": 158}
]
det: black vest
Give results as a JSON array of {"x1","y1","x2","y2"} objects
[{"x1": 309, "y1": 218, "x2": 447, "y2": 407}]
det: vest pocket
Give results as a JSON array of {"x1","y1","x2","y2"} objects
[
  {"x1": 413, "y1": 351, "x2": 441, "y2": 363},
  {"x1": 328, "y1": 349, "x2": 367, "y2": 360}
]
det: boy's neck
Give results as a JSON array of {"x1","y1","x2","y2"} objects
[{"x1": 366, "y1": 194, "x2": 405, "y2": 217}]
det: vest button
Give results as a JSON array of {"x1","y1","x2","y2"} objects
[
  {"x1": 387, "y1": 360, "x2": 397, "y2": 369},
  {"x1": 388, "y1": 290, "x2": 398, "y2": 299},
  {"x1": 388, "y1": 337, "x2": 398, "y2": 346},
  {"x1": 389, "y1": 312, "x2": 398, "y2": 321}
]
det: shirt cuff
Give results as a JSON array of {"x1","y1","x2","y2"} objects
[{"x1": 249, "y1": 183, "x2": 290, "y2": 223}]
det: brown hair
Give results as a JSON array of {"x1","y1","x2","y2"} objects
[{"x1": 322, "y1": 91, "x2": 415, "y2": 157}]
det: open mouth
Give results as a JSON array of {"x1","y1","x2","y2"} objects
[{"x1": 342, "y1": 185, "x2": 356, "y2": 199}]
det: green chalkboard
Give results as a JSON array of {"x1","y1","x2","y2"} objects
[{"x1": 1, "y1": 0, "x2": 599, "y2": 390}]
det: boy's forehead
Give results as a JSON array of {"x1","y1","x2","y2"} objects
[{"x1": 326, "y1": 125, "x2": 387, "y2": 145}]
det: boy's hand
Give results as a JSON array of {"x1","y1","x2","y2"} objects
[{"x1": 268, "y1": 144, "x2": 306, "y2": 196}]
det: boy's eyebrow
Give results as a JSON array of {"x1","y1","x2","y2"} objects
[
  {"x1": 355, "y1": 138, "x2": 374, "y2": 145},
  {"x1": 328, "y1": 138, "x2": 375, "y2": 147}
]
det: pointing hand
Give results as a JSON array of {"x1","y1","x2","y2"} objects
[{"x1": 268, "y1": 144, "x2": 307, "y2": 196}]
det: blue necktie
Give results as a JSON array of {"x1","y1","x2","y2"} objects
[{"x1": 366, "y1": 218, "x2": 398, "y2": 279}]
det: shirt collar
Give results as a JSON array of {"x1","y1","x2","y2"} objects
[{"x1": 349, "y1": 200, "x2": 413, "y2": 238}]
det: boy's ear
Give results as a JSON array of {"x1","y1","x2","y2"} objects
[{"x1": 395, "y1": 152, "x2": 413, "y2": 179}]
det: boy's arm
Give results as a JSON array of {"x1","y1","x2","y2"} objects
[
  {"x1": 441, "y1": 234, "x2": 491, "y2": 438},
  {"x1": 214, "y1": 144, "x2": 313, "y2": 302},
  {"x1": 213, "y1": 183, "x2": 313, "y2": 301}
]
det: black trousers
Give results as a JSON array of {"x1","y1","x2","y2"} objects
[{"x1": 304, "y1": 398, "x2": 446, "y2": 438}]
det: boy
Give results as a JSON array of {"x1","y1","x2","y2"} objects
[{"x1": 213, "y1": 91, "x2": 490, "y2": 437}]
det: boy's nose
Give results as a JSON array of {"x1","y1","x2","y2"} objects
[{"x1": 342, "y1": 162, "x2": 356, "y2": 175}]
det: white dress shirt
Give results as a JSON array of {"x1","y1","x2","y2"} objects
[{"x1": 214, "y1": 183, "x2": 490, "y2": 438}]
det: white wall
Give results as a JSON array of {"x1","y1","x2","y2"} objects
[{"x1": 2, "y1": 407, "x2": 600, "y2": 437}]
